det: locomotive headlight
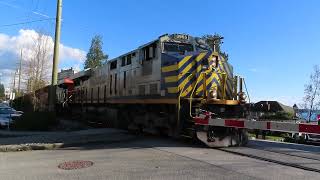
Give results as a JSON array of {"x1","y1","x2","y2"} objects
[
  {"x1": 242, "y1": 94, "x2": 247, "y2": 100},
  {"x1": 239, "y1": 92, "x2": 246, "y2": 101},
  {"x1": 209, "y1": 89, "x2": 218, "y2": 99},
  {"x1": 211, "y1": 56, "x2": 219, "y2": 68}
]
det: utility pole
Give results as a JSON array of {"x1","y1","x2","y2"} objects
[
  {"x1": 12, "y1": 71, "x2": 17, "y2": 92},
  {"x1": 17, "y1": 49, "x2": 22, "y2": 96},
  {"x1": 49, "y1": 0, "x2": 62, "y2": 111}
]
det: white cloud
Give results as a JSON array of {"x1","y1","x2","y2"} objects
[
  {"x1": 72, "y1": 64, "x2": 82, "y2": 73},
  {"x1": 60, "y1": 44, "x2": 86, "y2": 62},
  {"x1": 249, "y1": 68, "x2": 258, "y2": 72},
  {"x1": 0, "y1": 29, "x2": 86, "y2": 89}
]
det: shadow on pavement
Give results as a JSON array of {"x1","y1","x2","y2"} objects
[{"x1": 59, "y1": 134, "x2": 206, "y2": 151}]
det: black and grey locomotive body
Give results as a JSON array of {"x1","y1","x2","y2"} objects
[{"x1": 57, "y1": 34, "x2": 248, "y2": 147}]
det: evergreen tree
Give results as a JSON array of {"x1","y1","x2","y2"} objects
[
  {"x1": 0, "y1": 84, "x2": 5, "y2": 99},
  {"x1": 84, "y1": 35, "x2": 108, "y2": 69}
]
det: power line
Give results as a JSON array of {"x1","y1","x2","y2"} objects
[
  {"x1": 0, "y1": 18, "x2": 55, "y2": 28},
  {"x1": 0, "y1": 0, "x2": 51, "y2": 18}
]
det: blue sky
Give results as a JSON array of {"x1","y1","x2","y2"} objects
[{"x1": 0, "y1": 0, "x2": 320, "y2": 106}]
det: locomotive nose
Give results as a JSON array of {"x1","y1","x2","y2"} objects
[{"x1": 199, "y1": 52, "x2": 219, "y2": 72}]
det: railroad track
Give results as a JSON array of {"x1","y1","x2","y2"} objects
[
  {"x1": 246, "y1": 144, "x2": 320, "y2": 161},
  {"x1": 218, "y1": 140, "x2": 320, "y2": 173}
]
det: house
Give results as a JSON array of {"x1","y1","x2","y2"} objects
[{"x1": 251, "y1": 101, "x2": 294, "y2": 120}]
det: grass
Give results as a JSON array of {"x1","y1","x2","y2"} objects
[
  {"x1": 265, "y1": 135, "x2": 284, "y2": 142},
  {"x1": 248, "y1": 133, "x2": 285, "y2": 142}
]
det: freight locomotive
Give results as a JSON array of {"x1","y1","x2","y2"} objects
[{"x1": 56, "y1": 33, "x2": 249, "y2": 147}]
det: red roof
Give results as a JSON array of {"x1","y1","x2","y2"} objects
[{"x1": 63, "y1": 78, "x2": 74, "y2": 84}]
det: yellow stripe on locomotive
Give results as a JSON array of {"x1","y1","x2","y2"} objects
[{"x1": 161, "y1": 51, "x2": 235, "y2": 101}]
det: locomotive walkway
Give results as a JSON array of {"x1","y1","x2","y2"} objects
[{"x1": 0, "y1": 128, "x2": 136, "y2": 152}]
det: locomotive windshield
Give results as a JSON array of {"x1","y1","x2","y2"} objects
[{"x1": 163, "y1": 42, "x2": 194, "y2": 53}]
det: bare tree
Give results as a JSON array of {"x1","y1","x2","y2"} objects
[
  {"x1": 24, "y1": 31, "x2": 52, "y2": 93},
  {"x1": 303, "y1": 65, "x2": 320, "y2": 122},
  {"x1": 19, "y1": 31, "x2": 53, "y2": 111}
]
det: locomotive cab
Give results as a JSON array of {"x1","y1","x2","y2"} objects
[{"x1": 162, "y1": 42, "x2": 194, "y2": 55}]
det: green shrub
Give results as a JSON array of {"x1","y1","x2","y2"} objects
[
  {"x1": 12, "y1": 95, "x2": 34, "y2": 112},
  {"x1": 284, "y1": 136, "x2": 306, "y2": 144},
  {"x1": 12, "y1": 111, "x2": 58, "y2": 131},
  {"x1": 260, "y1": 111, "x2": 294, "y2": 120}
]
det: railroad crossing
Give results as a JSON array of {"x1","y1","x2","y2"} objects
[{"x1": 1, "y1": 135, "x2": 319, "y2": 180}]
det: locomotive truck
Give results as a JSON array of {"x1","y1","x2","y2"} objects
[{"x1": 49, "y1": 33, "x2": 320, "y2": 147}]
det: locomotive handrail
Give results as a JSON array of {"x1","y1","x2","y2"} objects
[
  {"x1": 188, "y1": 69, "x2": 229, "y2": 118},
  {"x1": 177, "y1": 73, "x2": 193, "y2": 129},
  {"x1": 243, "y1": 78, "x2": 251, "y2": 103},
  {"x1": 221, "y1": 72, "x2": 227, "y2": 100},
  {"x1": 189, "y1": 72, "x2": 206, "y2": 118}
]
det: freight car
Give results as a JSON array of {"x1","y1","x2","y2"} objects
[{"x1": 56, "y1": 33, "x2": 249, "y2": 147}]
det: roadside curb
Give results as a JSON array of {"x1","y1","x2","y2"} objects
[
  {"x1": 0, "y1": 143, "x2": 64, "y2": 152},
  {"x1": 0, "y1": 132, "x2": 136, "y2": 152}
]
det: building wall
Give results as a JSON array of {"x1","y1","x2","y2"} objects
[{"x1": 58, "y1": 68, "x2": 75, "y2": 81}]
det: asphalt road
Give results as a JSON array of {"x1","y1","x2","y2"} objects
[
  {"x1": 218, "y1": 139, "x2": 320, "y2": 172},
  {"x1": 0, "y1": 137, "x2": 320, "y2": 180}
]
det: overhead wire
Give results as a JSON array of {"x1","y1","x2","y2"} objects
[
  {"x1": 0, "y1": 18, "x2": 55, "y2": 28},
  {"x1": 0, "y1": 0, "x2": 51, "y2": 18}
]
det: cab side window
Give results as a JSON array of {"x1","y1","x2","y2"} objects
[{"x1": 143, "y1": 43, "x2": 157, "y2": 61}]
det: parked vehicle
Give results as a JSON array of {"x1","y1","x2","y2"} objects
[
  {"x1": 0, "y1": 107, "x2": 23, "y2": 128},
  {"x1": 0, "y1": 117, "x2": 10, "y2": 128},
  {"x1": 0, "y1": 103, "x2": 8, "y2": 107}
]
